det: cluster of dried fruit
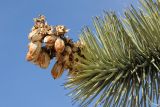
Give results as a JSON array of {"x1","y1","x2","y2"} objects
[{"x1": 26, "y1": 15, "x2": 83, "y2": 79}]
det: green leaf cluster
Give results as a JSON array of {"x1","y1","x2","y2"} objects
[{"x1": 65, "y1": 0, "x2": 160, "y2": 107}]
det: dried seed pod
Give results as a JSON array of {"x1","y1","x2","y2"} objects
[
  {"x1": 26, "y1": 15, "x2": 85, "y2": 79},
  {"x1": 26, "y1": 42, "x2": 41, "y2": 61},
  {"x1": 54, "y1": 38, "x2": 65, "y2": 53},
  {"x1": 47, "y1": 26, "x2": 53, "y2": 35},
  {"x1": 63, "y1": 55, "x2": 71, "y2": 69},
  {"x1": 54, "y1": 25, "x2": 69, "y2": 36},
  {"x1": 51, "y1": 61, "x2": 64, "y2": 79},
  {"x1": 26, "y1": 52, "x2": 33, "y2": 61},
  {"x1": 65, "y1": 46, "x2": 72, "y2": 55},
  {"x1": 39, "y1": 15, "x2": 45, "y2": 21},
  {"x1": 66, "y1": 38, "x2": 73, "y2": 44},
  {"x1": 36, "y1": 51, "x2": 50, "y2": 68},
  {"x1": 34, "y1": 15, "x2": 46, "y2": 27},
  {"x1": 40, "y1": 28, "x2": 48, "y2": 35},
  {"x1": 44, "y1": 35, "x2": 57, "y2": 47},
  {"x1": 28, "y1": 29, "x2": 44, "y2": 42},
  {"x1": 72, "y1": 40, "x2": 84, "y2": 52}
]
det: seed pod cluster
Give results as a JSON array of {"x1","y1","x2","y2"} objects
[{"x1": 26, "y1": 15, "x2": 84, "y2": 79}]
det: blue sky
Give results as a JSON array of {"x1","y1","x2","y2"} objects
[{"x1": 0, "y1": 0, "x2": 138, "y2": 107}]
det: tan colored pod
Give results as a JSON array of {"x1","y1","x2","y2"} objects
[
  {"x1": 33, "y1": 15, "x2": 46, "y2": 27},
  {"x1": 40, "y1": 25, "x2": 52, "y2": 35},
  {"x1": 26, "y1": 52, "x2": 33, "y2": 61},
  {"x1": 51, "y1": 61, "x2": 64, "y2": 79},
  {"x1": 55, "y1": 25, "x2": 69, "y2": 36},
  {"x1": 28, "y1": 29, "x2": 43, "y2": 42},
  {"x1": 63, "y1": 54, "x2": 70, "y2": 68},
  {"x1": 44, "y1": 35, "x2": 57, "y2": 47},
  {"x1": 65, "y1": 46, "x2": 72, "y2": 55},
  {"x1": 36, "y1": 51, "x2": 50, "y2": 68},
  {"x1": 26, "y1": 42, "x2": 41, "y2": 61},
  {"x1": 54, "y1": 38, "x2": 65, "y2": 53},
  {"x1": 47, "y1": 26, "x2": 53, "y2": 35}
]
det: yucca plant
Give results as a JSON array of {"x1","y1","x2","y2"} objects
[
  {"x1": 65, "y1": 0, "x2": 160, "y2": 107},
  {"x1": 26, "y1": 0, "x2": 160, "y2": 106}
]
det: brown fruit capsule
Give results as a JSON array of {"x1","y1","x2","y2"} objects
[
  {"x1": 36, "y1": 51, "x2": 50, "y2": 68},
  {"x1": 33, "y1": 15, "x2": 46, "y2": 27},
  {"x1": 28, "y1": 29, "x2": 44, "y2": 42},
  {"x1": 54, "y1": 25, "x2": 69, "y2": 36},
  {"x1": 44, "y1": 35, "x2": 57, "y2": 47},
  {"x1": 26, "y1": 53, "x2": 33, "y2": 61},
  {"x1": 51, "y1": 61, "x2": 64, "y2": 79},
  {"x1": 26, "y1": 42, "x2": 41, "y2": 61},
  {"x1": 54, "y1": 38, "x2": 65, "y2": 53},
  {"x1": 65, "y1": 46, "x2": 72, "y2": 55}
]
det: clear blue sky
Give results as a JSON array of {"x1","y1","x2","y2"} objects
[{"x1": 0, "y1": 0, "x2": 138, "y2": 107}]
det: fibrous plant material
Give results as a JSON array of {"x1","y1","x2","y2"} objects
[{"x1": 26, "y1": 15, "x2": 83, "y2": 79}]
